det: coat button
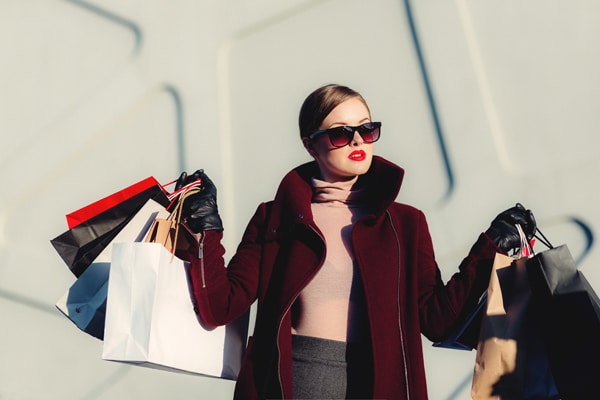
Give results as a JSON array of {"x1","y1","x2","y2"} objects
[{"x1": 298, "y1": 213, "x2": 304, "y2": 219}]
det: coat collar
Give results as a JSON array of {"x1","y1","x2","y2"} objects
[{"x1": 272, "y1": 155, "x2": 405, "y2": 226}]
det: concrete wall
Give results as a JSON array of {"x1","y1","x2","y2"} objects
[{"x1": 1, "y1": 0, "x2": 598, "y2": 398}]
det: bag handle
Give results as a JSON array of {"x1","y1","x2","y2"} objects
[
  {"x1": 516, "y1": 224, "x2": 533, "y2": 258},
  {"x1": 144, "y1": 186, "x2": 201, "y2": 261},
  {"x1": 533, "y1": 227, "x2": 553, "y2": 250},
  {"x1": 167, "y1": 186, "x2": 201, "y2": 252},
  {"x1": 160, "y1": 178, "x2": 203, "y2": 205}
]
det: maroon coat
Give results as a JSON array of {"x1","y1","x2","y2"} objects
[{"x1": 187, "y1": 156, "x2": 499, "y2": 399}]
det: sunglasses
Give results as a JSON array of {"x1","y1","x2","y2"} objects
[{"x1": 308, "y1": 122, "x2": 382, "y2": 148}]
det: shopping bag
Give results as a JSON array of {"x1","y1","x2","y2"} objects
[
  {"x1": 55, "y1": 262, "x2": 108, "y2": 339},
  {"x1": 471, "y1": 252, "x2": 526, "y2": 399},
  {"x1": 433, "y1": 232, "x2": 529, "y2": 352},
  {"x1": 55, "y1": 199, "x2": 169, "y2": 339},
  {"x1": 144, "y1": 186, "x2": 201, "y2": 257},
  {"x1": 66, "y1": 177, "x2": 163, "y2": 228},
  {"x1": 102, "y1": 242, "x2": 248, "y2": 379},
  {"x1": 471, "y1": 226, "x2": 558, "y2": 399},
  {"x1": 433, "y1": 293, "x2": 486, "y2": 350},
  {"x1": 526, "y1": 244, "x2": 600, "y2": 399},
  {"x1": 51, "y1": 184, "x2": 170, "y2": 277}
]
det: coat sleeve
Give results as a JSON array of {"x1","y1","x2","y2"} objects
[
  {"x1": 412, "y1": 209, "x2": 500, "y2": 342},
  {"x1": 186, "y1": 203, "x2": 268, "y2": 326}
]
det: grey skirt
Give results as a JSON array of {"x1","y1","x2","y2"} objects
[{"x1": 291, "y1": 335, "x2": 373, "y2": 399}]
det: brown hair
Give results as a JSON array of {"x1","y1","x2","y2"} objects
[{"x1": 298, "y1": 84, "x2": 370, "y2": 139}]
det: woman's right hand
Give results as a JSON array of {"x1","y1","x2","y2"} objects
[{"x1": 176, "y1": 169, "x2": 223, "y2": 233}]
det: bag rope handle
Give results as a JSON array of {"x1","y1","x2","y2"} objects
[
  {"x1": 516, "y1": 224, "x2": 533, "y2": 258},
  {"x1": 167, "y1": 186, "x2": 201, "y2": 255},
  {"x1": 533, "y1": 227, "x2": 553, "y2": 250},
  {"x1": 161, "y1": 178, "x2": 203, "y2": 205}
]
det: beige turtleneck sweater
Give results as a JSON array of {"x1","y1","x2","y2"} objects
[{"x1": 291, "y1": 177, "x2": 371, "y2": 343}]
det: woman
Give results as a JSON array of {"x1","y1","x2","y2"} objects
[{"x1": 177, "y1": 84, "x2": 536, "y2": 399}]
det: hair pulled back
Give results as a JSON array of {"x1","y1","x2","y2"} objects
[{"x1": 298, "y1": 84, "x2": 370, "y2": 139}]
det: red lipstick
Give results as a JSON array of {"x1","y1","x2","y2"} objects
[{"x1": 349, "y1": 150, "x2": 366, "y2": 161}]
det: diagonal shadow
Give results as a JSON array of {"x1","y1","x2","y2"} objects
[{"x1": 403, "y1": 0, "x2": 455, "y2": 203}]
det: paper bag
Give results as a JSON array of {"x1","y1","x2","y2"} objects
[
  {"x1": 472, "y1": 225, "x2": 559, "y2": 399},
  {"x1": 102, "y1": 242, "x2": 248, "y2": 379},
  {"x1": 526, "y1": 244, "x2": 600, "y2": 398},
  {"x1": 471, "y1": 252, "x2": 528, "y2": 399},
  {"x1": 51, "y1": 185, "x2": 170, "y2": 277},
  {"x1": 55, "y1": 199, "x2": 169, "y2": 339},
  {"x1": 66, "y1": 177, "x2": 163, "y2": 228}
]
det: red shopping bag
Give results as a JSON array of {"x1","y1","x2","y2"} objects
[{"x1": 66, "y1": 177, "x2": 163, "y2": 228}]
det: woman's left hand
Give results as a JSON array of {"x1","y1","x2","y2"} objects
[
  {"x1": 485, "y1": 203, "x2": 536, "y2": 252},
  {"x1": 175, "y1": 169, "x2": 223, "y2": 233}
]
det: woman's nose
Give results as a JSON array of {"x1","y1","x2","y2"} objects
[{"x1": 350, "y1": 130, "x2": 364, "y2": 145}]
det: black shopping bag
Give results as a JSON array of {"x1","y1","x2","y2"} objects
[
  {"x1": 432, "y1": 292, "x2": 486, "y2": 350},
  {"x1": 51, "y1": 185, "x2": 169, "y2": 277},
  {"x1": 526, "y1": 244, "x2": 600, "y2": 399}
]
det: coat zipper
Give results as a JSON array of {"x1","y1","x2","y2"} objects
[
  {"x1": 276, "y1": 223, "x2": 325, "y2": 398},
  {"x1": 276, "y1": 215, "x2": 410, "y2": 398},
  {"x1": 198, "y1": 232, "x2": 206, "y2": 288},
  {"x1": 386, "y1": 210, "x2": 410, "y2": 400}
]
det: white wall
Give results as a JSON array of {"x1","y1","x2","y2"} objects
[{"x1": 1, "y1": 0, "x2": 599, "y2": 398}]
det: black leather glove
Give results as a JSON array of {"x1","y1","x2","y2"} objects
[
  {"x1": 485, "y1": 203, "x2": 536, "y2": 253},
  {"x1": 175, "y1": 169, "x2": 223, "y2": 233}
]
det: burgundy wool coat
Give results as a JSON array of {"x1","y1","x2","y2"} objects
[{"x1": 186, "y1": 156, "x2": 499, "y2": 399}]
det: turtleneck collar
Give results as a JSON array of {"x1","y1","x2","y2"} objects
[
  {"x1": 270, "y1": 156, "x2": 405, "y2": 227},
  {"x1": 311, "y1": 177, "x2": 368, "y2": 205}
]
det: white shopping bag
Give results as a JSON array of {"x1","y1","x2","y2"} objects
[
  {"x1": 102, "y1": 242, "x2": 248, "y2": 379},
  {"x1": 55, "y1": 199, "x2": 169, "y2": 339}
]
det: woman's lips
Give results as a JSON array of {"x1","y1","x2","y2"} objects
[{"x1": 349, "y1": 150, "x2": 366, "y2": 161}]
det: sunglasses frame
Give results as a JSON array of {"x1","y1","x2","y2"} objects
[{"x1": 308, "y1": 122, "x2": 382, "y2": 148}]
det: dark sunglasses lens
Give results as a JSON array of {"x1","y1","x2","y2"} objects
[
  {"x1": 328, "y1": 127, "x2": 354, "y2": 147},
  {"x1": 357, "y1": 123, "x2": 380, "y2": 143}
]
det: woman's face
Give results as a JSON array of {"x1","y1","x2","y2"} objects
[{"x1": 303, "y1": 97, "x2": 374, "y2": 183}]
